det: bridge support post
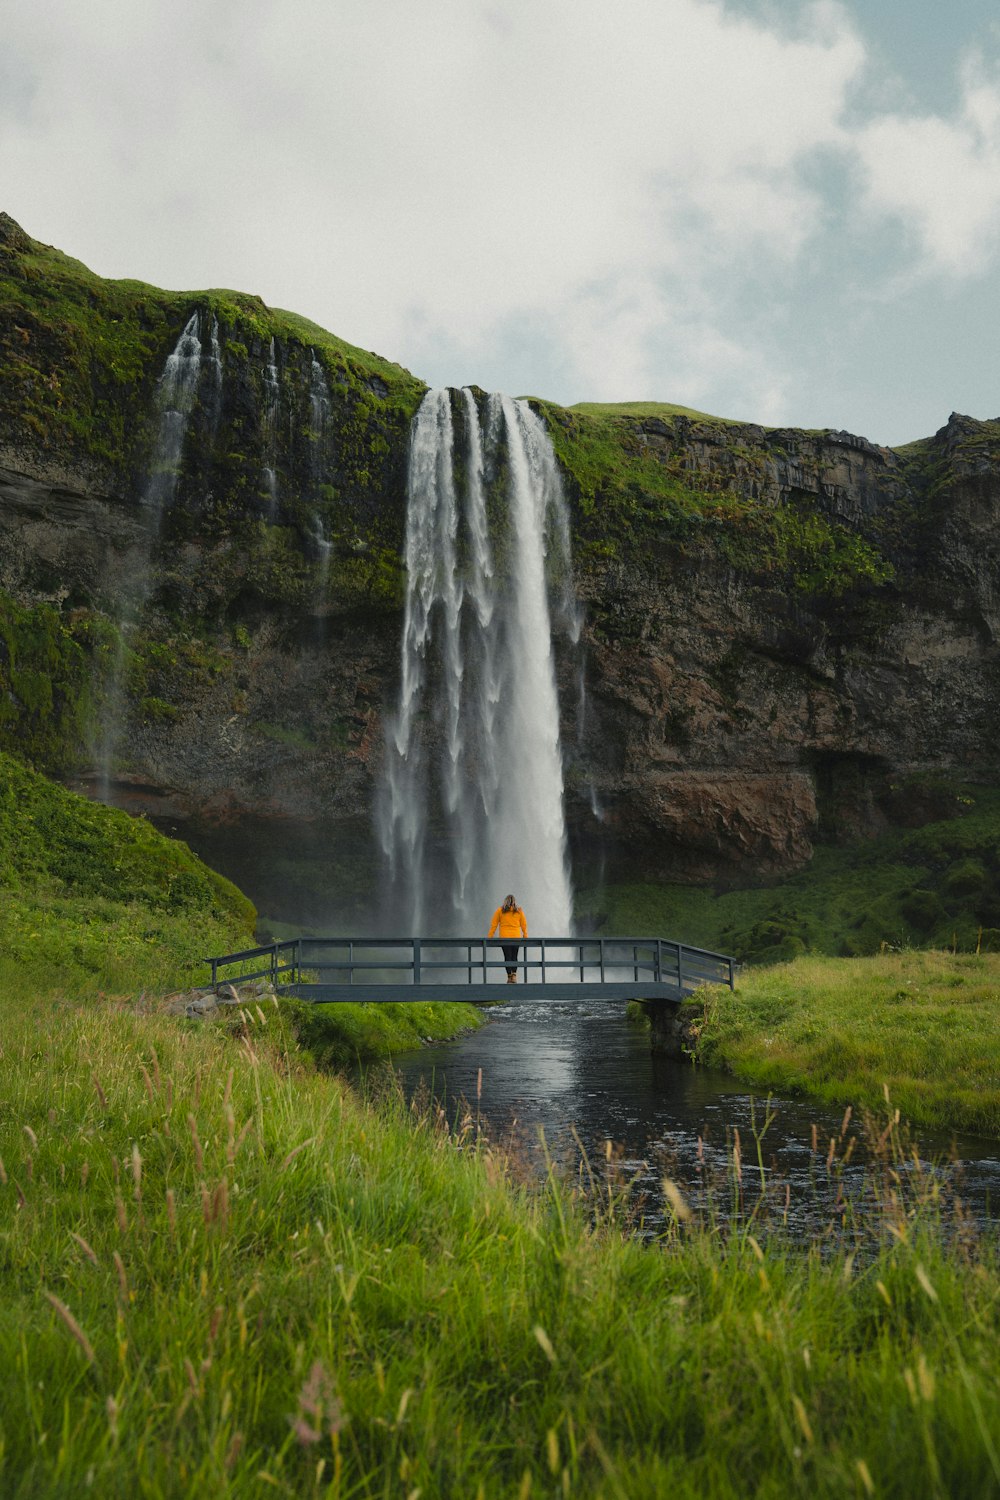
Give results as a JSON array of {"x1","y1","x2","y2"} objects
[{"x1": 638, "y1": 998, "x2": 690, "y2": 1059}]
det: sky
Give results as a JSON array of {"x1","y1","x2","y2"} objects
[{"x1": 2, "y1": 0, "x2": 999, "y2": 445}]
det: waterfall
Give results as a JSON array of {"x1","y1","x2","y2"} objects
[
  {"x1": 143, "y1": 312, "x2": 205, "y2": 514},
  {"x1": 379, "y1": 388, "x2": 577, "y2": 936},
  {"x1": 95, "y1": 309, "x2": 221, "y2": 799},
  {"x1": 262, "y1": 337, "x2": 280, "y2": 514},
  {"x1": 308, "y1": 351, "x2": 331, "y2": 478}
]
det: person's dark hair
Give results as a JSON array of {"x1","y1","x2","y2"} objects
[{"x1": 502, "y1": 893, "x2": 517, "y2": 912}]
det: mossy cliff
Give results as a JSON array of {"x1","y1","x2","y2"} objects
[{"x1": 1, "y1": 212, "x2": 998, "y2": 884}]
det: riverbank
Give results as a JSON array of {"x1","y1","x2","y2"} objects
[
  {"x1": 682, "y1": 949, "x2": 1000, "y2": 1138},
  {"x1": 2, "y1": 988, "x2": 999, "y2": 1497}
]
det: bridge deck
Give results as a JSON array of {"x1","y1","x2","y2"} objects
[{"x1": 282, "y1": 980, "x2": 691, "y2": 1005}]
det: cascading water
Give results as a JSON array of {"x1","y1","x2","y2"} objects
[
  {"x1": 96, "y1": 310, "x2": 222, "y2": 799},
  {"x1": 262, "y1": 337, "x2": 280, "y2": 514},
  {"x1": 378, "y1": 388, "x2": 578, "y2": 936},
  {"x1": 308, "y1": 352, "x2": 331, "y2": 477},
  {"x1": 143, "y1": 312, "x2": 205, "y2": 515}
]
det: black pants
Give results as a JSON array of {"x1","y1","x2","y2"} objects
[{"x1": 502, "y1": 943, "x2": 519, "y2": 978}]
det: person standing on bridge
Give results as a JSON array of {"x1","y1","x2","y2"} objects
[{"x1": 489, "y1": 895, "x2": 527, "y2": 983}]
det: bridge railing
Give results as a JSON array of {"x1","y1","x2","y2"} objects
[{"x1": 204, "y1": 936, "x2": 737, "y2": 994}]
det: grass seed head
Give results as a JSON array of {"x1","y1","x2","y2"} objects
[
  {"x1": 533, "y1": 1326, "x2": 556, "y2": 1364},
  {"x1": 43, "y1": 1291, "x2": 96, "y2": 1367},
  {"x1": 113, "y1": 1250, "x2": 129, "y2": 1303},
  {"x1": 662, "y1": 1178, "x2": 692, "y2": 1222},
  {"x1": 915, "y1": 1263, "x2": 939, "y2": 1303},
  {"x1": 71, "y1": 1231, "x2": 99, "y2": 1266},
  {"x1": 791, "y1": 1394, "x2": 814, "y2": 1446},
  {"x1": 187, "y1": 1113, "x2": 204, "y2": 1175}
]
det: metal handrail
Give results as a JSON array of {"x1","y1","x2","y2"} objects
[{"x1": 204, "y1": 934, "x2": 738, "y2": 994}]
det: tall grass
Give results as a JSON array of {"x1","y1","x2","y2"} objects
[
  {"x1": 1, "y1": 991, "x2": 999, "y2": 1496},
  {"x1": 685, "y1": 949, "x2": 1000, "y2": 1137}
]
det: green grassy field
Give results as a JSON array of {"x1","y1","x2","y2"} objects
[
  {"x1": 681, "y1": 949, "x2": 1000, "y2": 1138},
  {"x1": 1, "y1": 988, "x2": 999, "y2": 1497}
]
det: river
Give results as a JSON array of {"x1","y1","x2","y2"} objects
[{"x1": 393, "y1": 993, "x2": 1000, "y2": 1238}]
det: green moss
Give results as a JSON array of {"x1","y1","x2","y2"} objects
[
  {"x1": 534, "y1": 399, "x2": 895, "y2": 600},
  {"x1": 0, "y1": 595, "x2": 109, "y2": 772},
  {"x1": 277, "y1": 995, "x2": 483, "y2": 1069},
  {"x1": 0, "y1": 748, "x2": 254, "y2": 932}
]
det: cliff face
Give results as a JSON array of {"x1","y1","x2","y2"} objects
[
  {"x1": 1, "y1": 214, "x2": 998, "y2": 883},
  {"x1": 564, "y1": 412, "x2": 1000, "y2": 879}
]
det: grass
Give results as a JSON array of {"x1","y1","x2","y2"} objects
[
  {"x1": 1, "y1": 989, "x2": 999, "y2": 1496},
  {"x1": 0, "y1": 751, "x2": 479, "y2": 1056},
  {"x1": 681, "y1": 949, "x2": 1000, "y2": 1138},
  {"x1": 278, "y1": 995, "x2": 484, "y2": 1070},
  {"x1": 0, "y1": 747, "x2": 256, "y2": 998},
  {"x1": 567, "y1": 398, "x2": 742, "y2": 425}
]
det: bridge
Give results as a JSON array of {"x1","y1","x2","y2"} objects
[{"x1": 204, "y1": 935, "x2": 737, "y2": 1003}]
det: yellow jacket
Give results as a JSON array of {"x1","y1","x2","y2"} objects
[{"x1": 489, "y1": 906, "x2": 527, "y2": 940}]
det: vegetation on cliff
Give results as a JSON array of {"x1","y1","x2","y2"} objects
[
  {"x1": 680, "y1": 948, "x2": 1000, "y2": 1137},
  {"x1": 535, "y1": 397, "x2": 897, "y2": 601},
  {"x1": 3, "y1": 985, "x2": 999, "y2": 1497},
  {"x1": 583, "y1": 781, "x2": 1000, "y2": 964},
  {"x1": 0, "y1": 212, "x2": 420, "y2": 630},
  {"x1": 0, "y1": 593, "x2": 106, "y2": 772},
  {"x1": 1, "y1": 208, "x2": 906, "y2": 628}
]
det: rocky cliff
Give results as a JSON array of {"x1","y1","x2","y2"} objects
[{"x1": 1, "y1": 212, "x2": 998, "y2": 886}]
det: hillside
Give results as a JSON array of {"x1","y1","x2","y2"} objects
[
  {"x1": 0, "y1": 747, "x2": 254, "y2": 996},
  {"x1": 1, "y1": 212, "x2": 999, "y2": 902}
]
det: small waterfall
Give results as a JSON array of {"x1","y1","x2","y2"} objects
[
  {"x1": 262, "y1": 338, "x2": 280, "y2": 514},
  {"x1": 95, "y1": 309, "x2": 222, "y2": 799},
  {"x1": 312, "y1": 515, "x2": 332, "y2": 639},
  {"x1": 143, "y1": 312, "x2": 204, "y2": 514},
  {"x1": 308, "y1": 351, "x2": 331, "y2": 477},
  {"x1": 379, "y1": 388, "x2": 578, "y2": 936}
]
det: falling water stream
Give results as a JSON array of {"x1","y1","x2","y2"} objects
[
  {"x1": 378, "y1": 388, "x2": 577, "y2": 935},
  {"x1": 96, "y1": 311, "x2": 222, "y2": 798}
]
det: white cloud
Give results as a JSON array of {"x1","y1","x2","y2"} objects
[
  {"x1": 2, "y1": 0, "x2": 997, "y2": 433},
  {"x1": 853, "y1": 51, "x2": 1000, "y2": 276},
  {"x1": 0, "y1": 0, "x2": 867, "y2": 413}
]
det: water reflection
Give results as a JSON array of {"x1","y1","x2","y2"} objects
[{"x1": 392, "y1": 996, "x2": 1000, "y2": 1238}]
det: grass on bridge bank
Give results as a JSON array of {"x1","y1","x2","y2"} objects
[
  {"x1": 679, "y1": 949, "x2": 1000, "y2": 1139},
  {"x1": 2, "y1": 988, "x2": 1000, "y2": 1499}
]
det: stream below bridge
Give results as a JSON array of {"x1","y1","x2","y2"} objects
[{"x1": 391, "y1": 994, "x2": 1000, "y2": 1239}]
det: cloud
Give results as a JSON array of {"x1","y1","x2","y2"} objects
[
  {"x1": 1, "y1": 0, "x2": 996, "y2": 432},
  {"x1": 0, "y1": 0, "x2": 867, "y2": 410},
  {"x1": 853, "y1": 50, "x2": 1000, "y2": 276}
]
